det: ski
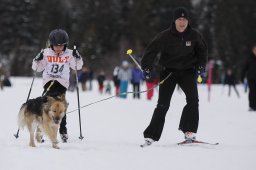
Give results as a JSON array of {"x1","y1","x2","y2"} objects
[{"x1": 177, "y1": 140, "x2": 219, "y2": 146}]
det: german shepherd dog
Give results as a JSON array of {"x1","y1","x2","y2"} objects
[{"x1": 18, "y1": 95, "x2": 66, "y2": 149}]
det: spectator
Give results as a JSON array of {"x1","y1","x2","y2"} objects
[
  {"x1": 145, "y1": 68, "x2": 159, "y2": 100},
  {"x1": 224, "y1": 68, "x2": 240, "y2": 98},
  {"x1": 79, "y1": 66, "x2": 89, "y2": 91},
  {"x1": 97, "y1": 70, "x2": 106, "y2": 94},
  {"x1": 113, "y1": 66, "x2": 120, "y2": 96},
  {"x1": 131, "y1": 66, "x2": 143, "y2": 99},
  {"x1": 118, "y1": 60, "x2": 132, "y2": 99}
]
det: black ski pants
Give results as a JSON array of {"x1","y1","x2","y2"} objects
[
  {"x1": 228, "y1": 84, "x2": 240, "y2": 98},
  {"x1": 132, "y1": 83, "x2": 140, "y2": 99},
  {"x1": 143, "y1": 69, "x2": 199, "y2": 141},
  {"x1": 248, "y1": 79, "x2": 256, "y2": 110}
]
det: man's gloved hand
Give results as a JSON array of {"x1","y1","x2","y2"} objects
[
  {"x1": 196, "y1": 66, "x2": 205, "y2": 83},
  {"x1": 143, "y1": 69, "x2": 151, "y2": 80},
  {"x1": 34, "y1": 50, "x2": 44, "y2": 61},
  {"x1": 197, "y1": 66, "x2": 205, "y2": 77},
  {"x1": 73, "y1": 49, "x2": 81, "y2": 59}
]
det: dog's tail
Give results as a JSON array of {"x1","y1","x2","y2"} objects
[{"x1": 18, "y1": 105, "x2": 26, "y2": 129}]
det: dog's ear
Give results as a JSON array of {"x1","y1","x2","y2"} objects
[
  {"x1": 42, "y1": 96, "x2": 53, "y2": 113},
  {"x1": 60, "y1": 94, "x2": 66, "y2": 101},
  {"x1": 56, "y1": 94, "x2": 66, "y2": 102},
  {"x1": 46, "y1": 96, "x2": 55, "y2": 103}
]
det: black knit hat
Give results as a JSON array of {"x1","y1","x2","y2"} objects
[{"x1": 173, "y1": 7, "x2": 189, "y2": 21}]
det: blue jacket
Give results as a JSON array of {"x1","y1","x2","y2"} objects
[{"x1": 131, "y1": 68, "x2": 143, "y2": 84}]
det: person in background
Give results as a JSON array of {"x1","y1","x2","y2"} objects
[
  {"x1": 97, "y1": 70, "x2": 106, "y2": 94},
  {"x1": 145, "y1": 67, "x2": 159, "y2": 100},
  {"x1": 224, "y1": 68, "x2": 240, "y2": 98},
  {"x1": 140, "y1": 7, "x2": 208, "y2": 146},
  {"x1": 0, "y1": 63, "x2": 5, "y2": 90},
  {"x1": 3, "y1": 74, "x2": 12, "y2": 87},
  {"x1": 88, "y1": 67, "x2": 94, "y2": 91},
  {"x1": 79, "y1": 66, "x2": 89, "y2": 91},
  {"x1": 113, "y1": 66, "x2": 120, "y2": 96},
  {"x1": 241, "y1": 44, "x2": 256, "y2": 111},
  {"x1": 131, "y1": 65, "x2": 143, "y2": 99},
  {"x1": 118, "y1": 60, "x2": 132, "y2": 99},
  {"x1": 243, "y1": 78, "x2": 248, "y2": 93},
  {"x1": 105, "y1": 77, "x2": 112, "y2": 95},
  {"x1": 32, "y1": 29, "x2": 84, "y2": 142}
]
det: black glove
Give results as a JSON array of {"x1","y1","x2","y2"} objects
[
  {"x1": 197, "y1": 66, "x2": 205, "y2": 77},
  {"x1": 73, "y1": 49, "x2": 81, "y2": 59},
  {"x1": 143, "y1": 69, "x2": 151, "y2": 80},
  {"x1": 34, "y1": 50, "x2": 44, "y2": 61}
]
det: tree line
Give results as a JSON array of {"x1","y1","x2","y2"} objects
[{"x1": 0, "y1": 0, "x2": 255, "y2": 82}]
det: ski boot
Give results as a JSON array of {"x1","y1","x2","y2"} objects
[
  {"x1": 184, "y1": 132, "x2": 196, "y2": 143},
  {"x1": 140, "y1": 138, "x2": 154, "y2": 148},
  {"x1": 60, "y1": 134, "x2": 68, "y2": 143}
]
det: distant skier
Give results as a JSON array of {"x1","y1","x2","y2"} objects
[
  {"x1": 140, "y1": 7, "x2": 208, "y2": 146},
  {"x1": 224, "y1": 68, "x2": 240, "y2": 98},
  {"x1": 241, "y1": 44, "x2": 256, "y2": 111}
]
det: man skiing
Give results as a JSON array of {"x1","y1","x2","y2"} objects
[
  {"x1": 140, "y1": 7, "x2": 208, "y2": 146},
  {"x1": 32, "y1": 29, "x2": 84, "y2": 142}
]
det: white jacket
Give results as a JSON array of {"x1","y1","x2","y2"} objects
[
  {"x1": 118, "y1": 68, "x2": 132, "y2": 81},
  {"x1": 32, "y1": 48, "x2": 83, "y2": 89}
]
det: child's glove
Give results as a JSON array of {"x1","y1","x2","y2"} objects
[
  {"x1": 73, "y1": 49, "x2": 81, "y2": 59},
  {"x1": 34, "y1": 50, "x2": 44, "y2": 61}
]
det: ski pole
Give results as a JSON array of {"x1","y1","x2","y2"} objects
[
  {"x1": 65, "y1": 49, "x2": 172, "y2": 115},
  {"x1": 66, "y1": 71, "x2": 172, "y2": 114},
  {"x1": 14, "y1": 67, "x2": 38, "y2": 139},
  {"x1": 74, "y1": 45, "x2": 84, "y2": 140},
  {"x1": 66, "y1": 49, "x2": 172, "y2": 115},
  {"x1": 126, "y1": 49, "x2": 143, "y2": 72}
]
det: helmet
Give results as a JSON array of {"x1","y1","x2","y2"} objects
[{"x1": 49, "y1": 29, "x2": 69, "y2": 46}]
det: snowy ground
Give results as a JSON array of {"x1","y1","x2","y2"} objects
[{"x1": 1, "y1": 77, "x2": 256, "y2": 170}]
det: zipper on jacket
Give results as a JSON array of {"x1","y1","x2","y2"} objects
[{"x1": 181, "y1": 33, "x2": 184, "y2": 46}]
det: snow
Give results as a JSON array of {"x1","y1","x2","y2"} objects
[{"x1": 1, "y1": 77, "x2": 256, "y2": 170}]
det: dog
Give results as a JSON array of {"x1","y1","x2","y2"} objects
[{"x1": 18, "y1": 95, "x2": 67, "y2": 149}]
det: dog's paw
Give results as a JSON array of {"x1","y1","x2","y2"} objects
[
  {"x1": 52, "y1": 145, "x2": 60, "y2": 149},
  {"x1": 52, "y1": 141, "x2": 60, "y2": 149},
  {"x1": 36, "y1": 135, "x2": 45, "y2": 143},
  {"x1": 29, "y1": 142, "x2": 36, "y2": 147}
]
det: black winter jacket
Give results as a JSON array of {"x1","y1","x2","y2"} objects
[
  {"x1": 141, "y1": 23, "x2": 208, "y2": 71},
  {"x1": 241, "y1": 53, "x2": 256, "y2": 81}
]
